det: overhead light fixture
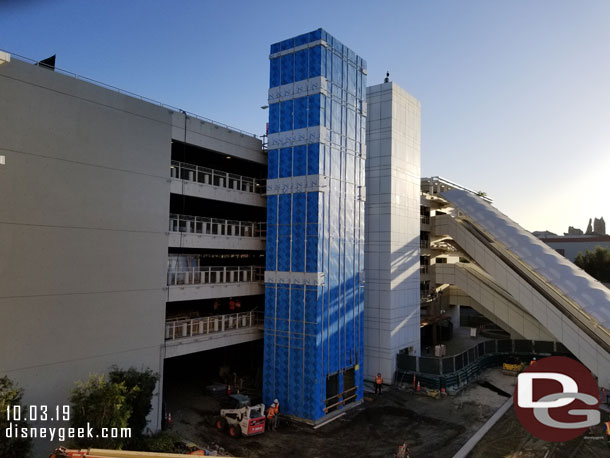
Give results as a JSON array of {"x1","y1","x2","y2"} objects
[{"x1": 226, "y1": 156, "x2": 231, "y2": 159}]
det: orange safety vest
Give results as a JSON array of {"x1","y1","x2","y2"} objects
[
  {"x1": 605, "y1": 421, "x2": 610, "y2": 436},
  {"x1": 375, "y1": 375, "x2": 383, "y2": 385},
  {"x1": 267, "y1": 405, "x2": 276, "y2": 419}
]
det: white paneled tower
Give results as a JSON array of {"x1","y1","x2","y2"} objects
[{"x1": 364, "y1": 81, "x2": 421, "y2": 381}]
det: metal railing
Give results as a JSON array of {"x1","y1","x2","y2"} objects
[
  {"x1": 324, "y1": 386, "x2": 358, "y2": 414},
  {"x1": 167, "y1": 265, "x2": 264, "y2": 286},
  {"x1": 396, "y1": 338, "x2": 571, "y2": 392},
  {"x1": 170, "y1": 160, "x2": 265, "y2": 194},
  {"x1": 165, "y1": 311, "x2": 264, "y2": 340},
  {"x1": 3, "y1": 51, "x2": 258, "y2": 138},
  {"x1": 169, "y1": 214, "x2": 266, "y2": 238},
  {"x1": 421, "y1": 215, "x2": 431, "y2": 224},
  {"x1": 422, "y1": 176, "x2": 493, "y2": 202}
]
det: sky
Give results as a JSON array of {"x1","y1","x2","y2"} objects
[{"x1": 1, "y1": 0, "x2": 609, "y2": 234}]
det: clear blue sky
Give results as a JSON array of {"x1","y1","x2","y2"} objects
[{"x1": 2, "y1": 0, "x2": 609, "y2": 234}]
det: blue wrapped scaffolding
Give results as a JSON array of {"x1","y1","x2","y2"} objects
[{"x1": 264, "y1": 28, "x2": 367, "y2": 422}]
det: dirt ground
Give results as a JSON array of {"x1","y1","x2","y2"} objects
[
  {"x1": 165, "y1": 368, "x2": 516, "y2": 458},
  {"x1": 469, "y1": 407, "x2": 610, "y2": 458}
]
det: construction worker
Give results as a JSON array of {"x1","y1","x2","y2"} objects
[
  {"x1": 235, "y1": 298, "x2": 241, "y2": 312},
  {"x1": 266, "y1": 400, "x2": 276, "y2": 431},
  {"x1": 529, "y1": 357, "x2": 537, "y2": 366},
  {"x1": 375, "y1": 373, "x2": 383, "y2": 395},
  {"x1": 229, "y1": 298, "x2": 235, "y2": 312},
  {"x1": 266, "y1": 399, "x2": 279, "y2": 431},
  {"x1": 272, "y1": 398, "x2": 280, "y2": 430},
  {"x1": 605, "y1": 421, "x2": 610, "y2": 443}
]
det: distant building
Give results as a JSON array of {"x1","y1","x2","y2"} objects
[
  {"x1": 565, "y1": 226, "x2": 583, "y2": 236},
  {"x1": 584, "y1": 217, "x2": 606, "y2": 235},
  {"x1": 560, "y1": 218, "x2": 606, "y2": 237},
  {"x1": 536, "y1": 234, "x2": 610, "y2": 261},
  {"x1": 534, "y1": 218, "x2": 609, "y2": 260},
  {"x1": 533, "y1": 230, "x2": 558, "y2": 238},
  {"x1": 594, "y1": 217, "x2": 606, "y2": 236}
]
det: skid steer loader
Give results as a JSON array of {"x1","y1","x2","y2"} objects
[{"x1": 214, "y1": 403, "x2": 266, "y2": 438}]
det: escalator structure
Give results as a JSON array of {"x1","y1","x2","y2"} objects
[
  {"x1": 435, "y1": 262, "x2": 554, "y2": 341},
  {"x1": 435, "y1": 189, "x2": 610, "y2": 385}
]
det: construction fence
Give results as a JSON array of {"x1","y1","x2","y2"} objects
[{"x1": 395, "y1": 339, "x2": 573, "y2": 393}]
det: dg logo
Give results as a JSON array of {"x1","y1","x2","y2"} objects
[{"x1": 514, "y1": 356, "x2": 600, "y2": 441}]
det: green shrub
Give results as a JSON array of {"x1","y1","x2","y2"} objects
[
  {"x1": 69, "y1": 374, "x2": 131, "y2": 449},
  {"x1": 0, "y1": 376, "x2": 33, "y2": 458},
  {"x1": 109, "y1": 367, "x2": 158, "y2": 437}
]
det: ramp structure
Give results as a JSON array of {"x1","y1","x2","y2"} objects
[{"x1": 435, "y1": 188, "x2": 610, "y2": 385}]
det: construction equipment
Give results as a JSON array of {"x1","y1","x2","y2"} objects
[
  {"x1": 219, "y1": 393, "x2": 251, "y2": 410},
  {"x1": 49, "y1": 447, "x2": 232, "y2": 457},
  {"x1": 502, "y1": 356, "x2": 526, "y2": 376},
  {"x1": 214, "y1": 403, "x2": 266, "y2": 438}
]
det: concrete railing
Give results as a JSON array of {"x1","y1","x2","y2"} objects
[
  {"x1": 170, "y1": 160, "x2": 265, "y2": 194},
  {"x1": 169, "y1": 214, "x2": 266, "y2": 238},
  {"x1": 167, "y1": 265, "x2": 264, "y2": 286},
  {"x1": 165, "y1": 311, "x2": 263, "y2": 340}
]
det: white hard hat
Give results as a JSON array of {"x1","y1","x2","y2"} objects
[{"x1": 274, "y1": 398, "x2": 279, "y2": 404}]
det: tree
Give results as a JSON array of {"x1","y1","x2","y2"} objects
[
  {"x1": 0, "y1": 376, "x2": 32, "y2": 458},
  {"x1": 69, "y1": 374, "x2": 132, "y2": 449},
  {"x1": 574, "y1": 246, "x2": 610, "y2": 283},
  {"x1": 108, "y1": 367, "x2": 159, "y2": 437}
]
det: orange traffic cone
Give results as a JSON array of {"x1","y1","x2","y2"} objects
[
  {"x1": 417, "y1": 381, "x2": 421, "y2": 392},
  {"x1": 412, "y1": 374, "x2": 416, "y2": 389},
  {"x1": 227, "y1": 384, "x2": 231, "y2": 395},
  {"x1": 167, "y1": 412, "x2": 172, "y2": 426}
]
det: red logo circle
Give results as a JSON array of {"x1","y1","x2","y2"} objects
[{"x1": 514, "y1": 356, "x2": 599, "y2": 441}]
